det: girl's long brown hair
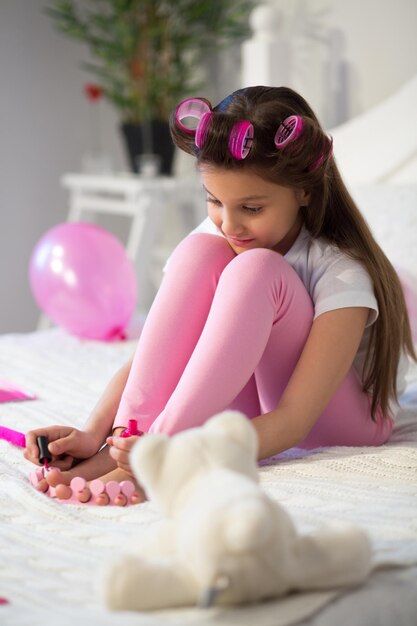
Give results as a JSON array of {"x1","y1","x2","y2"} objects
[{"x1": 170, "y1": 86, "x2": 416, "y2": 419}]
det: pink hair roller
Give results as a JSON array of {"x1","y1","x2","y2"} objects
[
  {"x1": 228, "y1": 120, "x2": 254, "y2": 160},
  {"x1": 310, "y1": 135, "x2": 333, "y2": 171},
  {"x1": 274, "y1": 115, "x2": 303, "y2": 149},
  {"x1": 175, "y1": 98, "x2": 211, "y2": 134},
  {"x1": 195, "y1": 111, "x2": 214, "y2": 149}
]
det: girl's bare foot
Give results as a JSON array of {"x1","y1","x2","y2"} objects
[
  {"x1": 42, "y1": 457, "x2": 146, "y2": 506},
  {"x1": 45, "y1": 444, "x2": 117, "y2": 486}
]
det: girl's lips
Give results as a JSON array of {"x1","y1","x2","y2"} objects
[{"x1": 227, "y1": 236, "x2": 255, "y2": 246}]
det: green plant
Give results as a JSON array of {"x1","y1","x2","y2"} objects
[{"x1": 46, "y1": 0, "x2": 254, "y2": 125}]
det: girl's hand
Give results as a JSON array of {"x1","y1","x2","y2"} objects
[
  {"x1": 24, "y1": 426, "x2": 101, "y2": 470},
  {"x1": 106, "y1": 434, "x2": 139, "y2": 476}
]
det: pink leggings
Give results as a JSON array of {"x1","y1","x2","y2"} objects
[{"x1": 114, "y1": 233, "x2": 392, "y2": 448}]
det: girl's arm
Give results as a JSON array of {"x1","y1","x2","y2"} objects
[
  {"x1": 252, "y1": 307, "x2": 370, "y2": 459},
  {"x1": 24, "y1": 356, "x2": 133, "y2": 467},
  {"x1": 83, "y1": 355, "x2": 134, "y2": 442}
]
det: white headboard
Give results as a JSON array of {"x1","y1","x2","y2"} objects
[{"x1": 330, "y1": 75, "x2": 417, "y2": 185}]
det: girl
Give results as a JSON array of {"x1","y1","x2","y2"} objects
[{"x1": 25, "y1": 86, "x2": 415, "y2": 498}]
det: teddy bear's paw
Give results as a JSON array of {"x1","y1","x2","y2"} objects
[
  {"x1": 102, "y1": 557, "x2": 129, "y2": 610},
  {"x1": 103, "y1": 555, "x2": 198, "y2": 611},
  {"x1": 291, "y1": 523, "x2": 372, "y2": 590},
  {"x1": 103, "y1": 555, "x2": 150, "y2": 611}
]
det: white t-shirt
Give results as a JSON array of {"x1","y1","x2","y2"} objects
[{"x1": 181, "y1": 218, "x2": 409, "y2": 410}]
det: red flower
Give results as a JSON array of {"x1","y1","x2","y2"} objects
[
  {"x1": 84, "y1": 83, "x2": 103, "y2": 102},
  {"x1": 130, "y1": 59, "x2": 144, "y2": 78}
]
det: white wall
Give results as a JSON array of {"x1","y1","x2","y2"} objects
[
  {"x1": 330, "y1": 0, "x2": 417, "y2": 113},
  {"x1": 0, "y1": 0, "x2": 126, "y2": 334},
  {"x1": 266, "y1": 0, "x2": 417, "y2": 124}
]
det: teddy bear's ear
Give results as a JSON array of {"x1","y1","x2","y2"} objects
[
  {"x1": 203, "y1": 410, "x2": 258, "y2": 456},
  {"x1": 129, "y1": 434, "x2": 169, "y2": 489}
]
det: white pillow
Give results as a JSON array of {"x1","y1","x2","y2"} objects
[
  {"x1": 350, "y1": 184, "x2": 417, "y2": 279},
  {"x1": 350, "y1": 184, "x2": 417, "y2": 342}
]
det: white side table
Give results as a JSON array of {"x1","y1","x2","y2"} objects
[{"x1": 37, "y1": 173, "x2": 205, "y2": 329}]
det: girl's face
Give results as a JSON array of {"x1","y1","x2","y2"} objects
[{"x1": 200, "y1": 166, "x2": 309, "y2": 255}]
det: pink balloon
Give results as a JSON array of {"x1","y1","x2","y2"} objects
[{"x1": 29, "y1": 222, "x2": 137, "y2": 340}]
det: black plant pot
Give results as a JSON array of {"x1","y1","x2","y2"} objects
[{"x1": 121, "y1": 121, "x2": 175, "y2": 175}]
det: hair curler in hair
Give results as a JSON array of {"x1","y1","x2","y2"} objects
[
  {"x1": 175, "y1": 98, "x2": 212, "y2": 134},
  {"x1": 228, "y1": 121, "x2": 254, "y2": 160},
  {"x1": 195, "y1": 111, "x2": 214, "y2": 149},
  {"x1": 309, "y1": 135, "x2": 333, "y2": 171},
  {"x1": 274, "y1": 115, "x2": 304, "y2": 149}
]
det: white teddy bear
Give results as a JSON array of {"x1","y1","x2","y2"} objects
[{"x1": 103, "y1": 411, "x2": 372, "y2": 611}]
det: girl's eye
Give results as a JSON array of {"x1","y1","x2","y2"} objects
[
  {"x1": 242, "y1": 205, "x2": 262, "y2": 214},
  {"x1": 206, "y1": 197, "x2": 222, "y2": 206},
  {"x1": 206, "y1": 197, "x2": 262, "y2": 214}
]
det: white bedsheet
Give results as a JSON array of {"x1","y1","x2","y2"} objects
[{"x1": 0, "y1": 329, "x2": 416, "y2": 626}]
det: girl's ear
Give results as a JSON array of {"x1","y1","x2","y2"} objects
[{"x1": 297, "y1": 189, "x2": 311, "y2": 206}]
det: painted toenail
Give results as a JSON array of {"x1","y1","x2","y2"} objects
[
  {"x1": 95, "y1": 493, "x2": 110, "y2": 506},
  {"x1": 77, "y1": 487, "x2": 91, "y2": 503},
  {"x1": 131, "y1": 491, "x2": 143, "y2": 504},
  {"x1": 35, "y1": 479, "x2": 49, "y2": 493}
]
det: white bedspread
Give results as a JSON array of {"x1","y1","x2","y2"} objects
[{"x1": 1, "y1": 329, "x2": 416, "y2": 626}]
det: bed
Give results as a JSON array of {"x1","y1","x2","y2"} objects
[
  {"x1": 1, "y1": 324, "x2": 417, "y2": 626},
  {"x1": 1, "y1": 78, "x2": 417, "y2": 625},
  {"x1": 1, "y1": 325, "x2": 416, "y2": 626}
]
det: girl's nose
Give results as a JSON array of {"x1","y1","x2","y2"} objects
[{"x1": 221, "y1": 209, "x2": 241, "y2": 236}]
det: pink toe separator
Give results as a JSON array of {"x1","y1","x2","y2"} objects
[
  {"x1": 105, "y1": 480, "x2": 120, "y2": 503},
  {"x1": 70, "y1": 476, "x2": 87, "y2": 493},
  {"x1": 120, "y1": 480, "x2": 135, "y2": 498},
  {"x1": 89, "y1": 478, "x2": 105, "y2": 497},
  {"x1": 29, "y1": 468, "x2": 44, "y2": 486},
  {"x1": 29, "y1": 471, "x2": 137, "y2": 507}
]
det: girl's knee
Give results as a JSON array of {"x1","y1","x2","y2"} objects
[
  {"x1": 166, "y1": 233, "x2": 235, "y2": 278},
  {"x1": 171, "y1": 233, "x2": 233, "y2": 263},
  {"x1": 221, "y1": 247, "x2": 298, "y2": 286},
  {"x1": 217, "y1": 247, "x2": 313, "y2": 321}
]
